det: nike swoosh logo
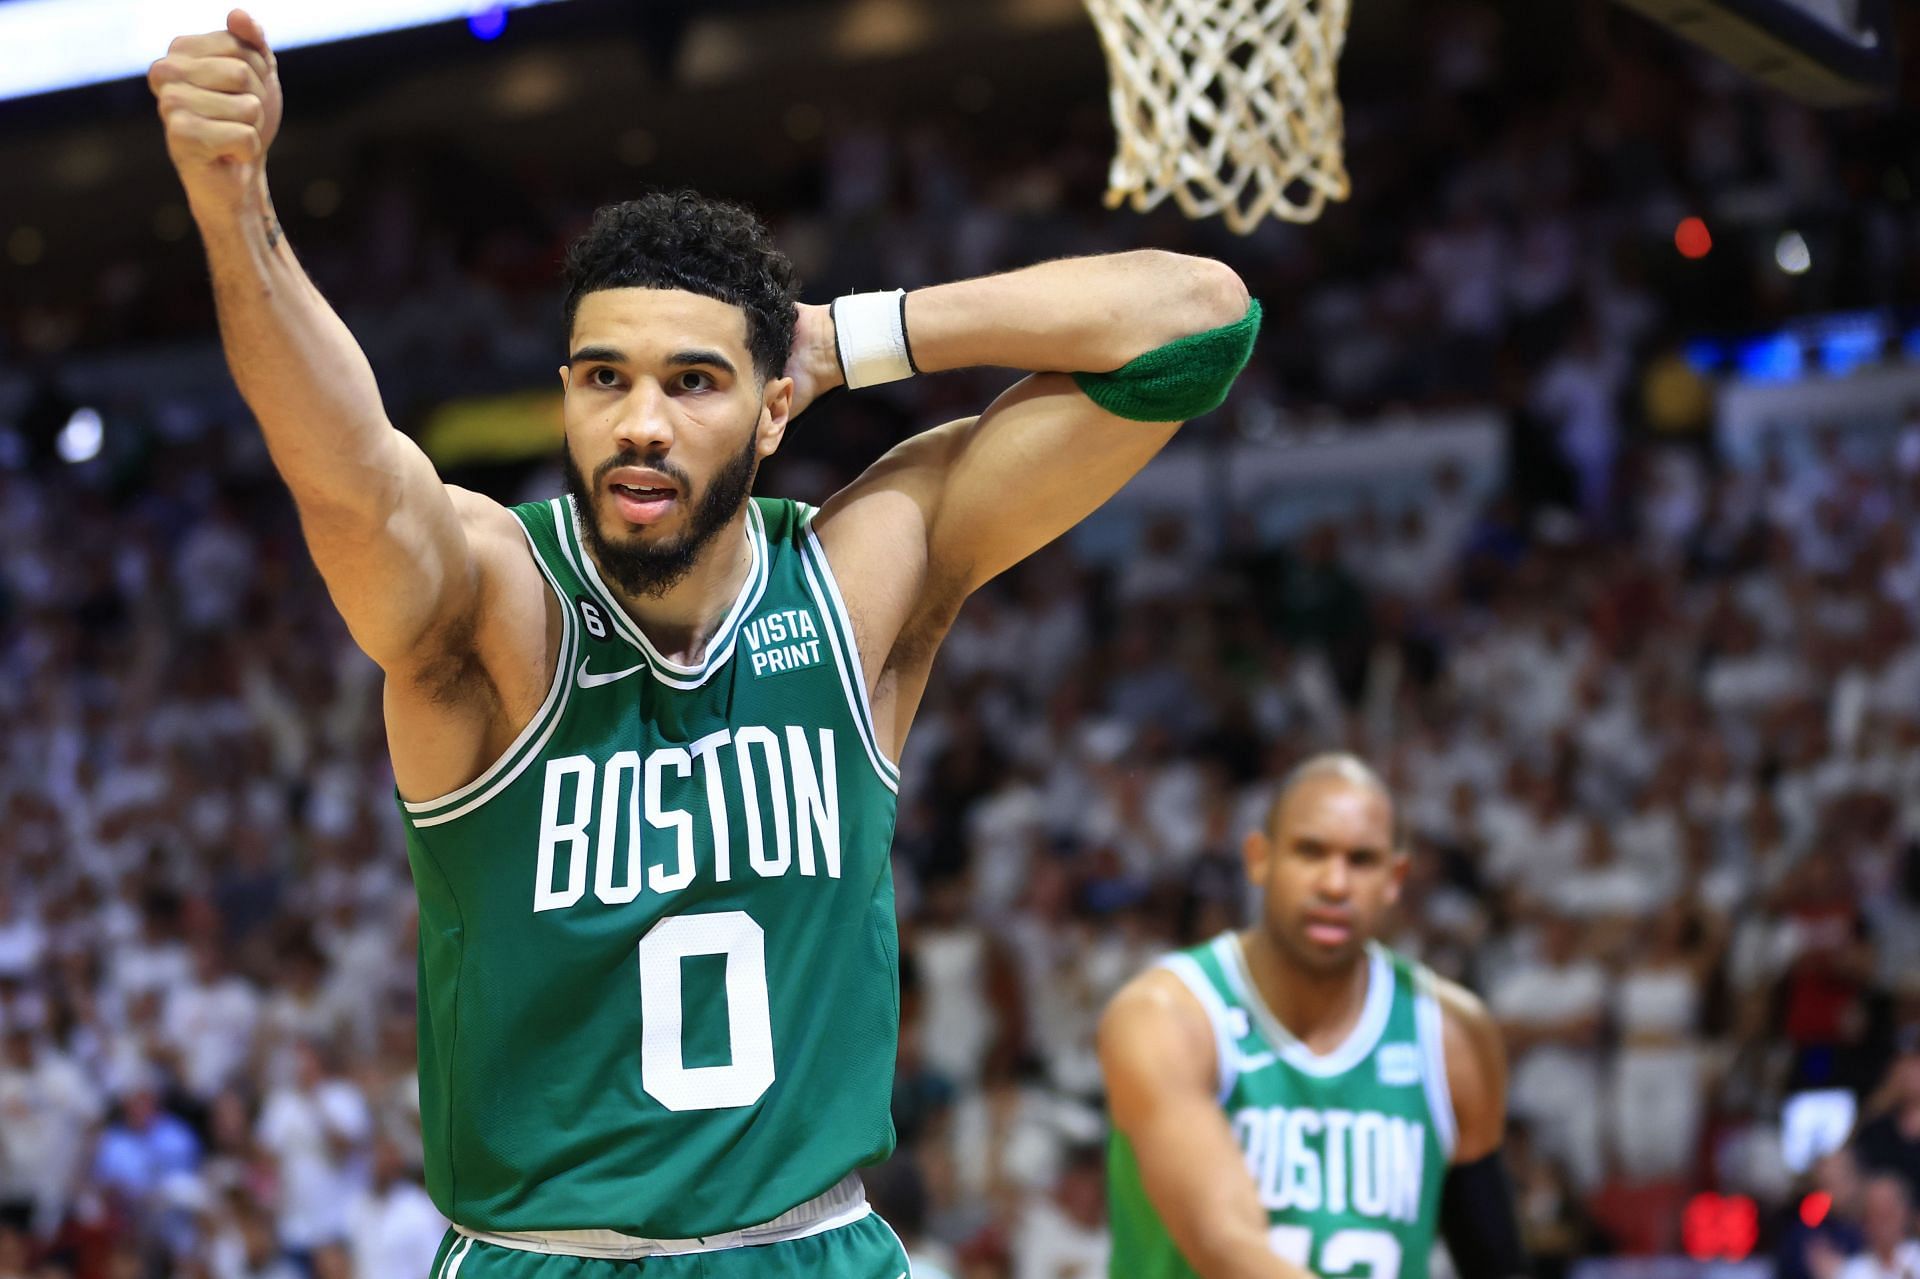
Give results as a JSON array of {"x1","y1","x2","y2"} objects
[
  {"x1": 1235, "y1": 1051, "x2": 1277, "y2": 1072},
  {"x1": 576, "y1": 658, "x2": 645, "y2": 689}
]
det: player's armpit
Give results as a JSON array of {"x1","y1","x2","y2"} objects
[
  {"x1": 1099, "y1": 973, "x2": 1317, "y2": 1279},
  {"x1": 371, "y1": 482, "x2": 557, "y2": 802},
  {"x1": 1433, "y1": 976, "x2": 1510, "y2": 1163}
]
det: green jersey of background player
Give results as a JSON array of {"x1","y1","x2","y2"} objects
[
  {"x1": 153, "y1": 8, "x2": 1258, "y2": 1276},
  {"x1": 1100, "y1": 755, "x2": 1531, "y2": 1279}
]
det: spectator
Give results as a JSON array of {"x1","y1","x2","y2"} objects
[
  {"x1": 0, "y1": 1025, "x2": 102, "y2": 1238},
  {"x1": 206, "y1": 1198, "x2": 301, "y2": 1279},
  {"x1": 161, "y1": 940, "x2": 260, "y2": 1107},
  {"x1": 1609, "y1": 904, "x2": 1719, "y2": 1184},
  {"x1": 1776, "y1": 849, "x2": 1876, "y2": 1090},
  {"x1": 254, "y1": 1040, "x2": 372, "y2": 1265},
  {"x1": 1855, "y1": 1037, "x2": 1920, "y2": 1203},
  {"x1": 1780, "y1": 1150, "x2": 1869, "y2": 1279},
  {"x1": 345, "y1": 1139, "x2": 445, "y2": 1279},
  {"x1": 1009, "y1": 1144, "x2": 1108, "y2": 1279},
  {"x1": 1490, "y1": 916, "x2": 1608, "y2": 1189},
  {"x1": 89, "y1": 1072, "x2": 201, "y2": 1227},
  {"x1": 1811, "y1": 1174, "x2": 1920, "y2": 1279},
  {"x1": 864, "y1": 1157, "x2": 959, "y2": 1279},
  {"x1": 1, "y1": 6, "x2": 1918, "y2": 1270},
  {"x1": 1505, "y1": 1122, "x2": 1594, "y2": 1279}
]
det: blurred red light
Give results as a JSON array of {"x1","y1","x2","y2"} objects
[
  {"x1": 1801, "y1": 1190, "x2": 1832, "y2": 1228},
  {"x1": 1726, "y1": 1196, "x2": 1759, "y2": 1260},
  {"x1": 1685, "y1": 1193, "x2": 1761, "y2": 1261},
  {"x1": 1675, "y1": 217, "x2": 1713, "y2": 259}
]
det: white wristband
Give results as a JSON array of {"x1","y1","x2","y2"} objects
[{"x1": 830, "y1": 290, "x2": 917, "y2": 389}]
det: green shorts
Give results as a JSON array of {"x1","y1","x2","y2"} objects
[{"x1": 424, "y1": 1213, "x2": 909, "y2": 1279}]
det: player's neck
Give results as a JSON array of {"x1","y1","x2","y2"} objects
[
  {"x1": 594, "y1": 510, "x2": 755, "y2": 666},
  {"x1": 1238, "y1": 928, "x2": 1372, "y2": 1055}
]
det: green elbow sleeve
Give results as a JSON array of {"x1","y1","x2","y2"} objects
[{"x1": 1071, "y1": 298, "x2": 1262, "y2": 422}]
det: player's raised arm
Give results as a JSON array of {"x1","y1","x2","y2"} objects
[
  {"x1": 1099, "y1": 972, "x2": 1318, "y2": 1279},
  {"x1": 149, "y1": 10, "x2": 487, "y2": 672},
  {"x1": 807, "y1": 249, "x2": 1252, "y2": 590}
]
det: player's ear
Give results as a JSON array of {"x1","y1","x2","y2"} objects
[
  {"x1": 1241, "y1": 829, "x2": 1270, "y2": 885},
  {"x1": 1384, "y1": 847, "x2": 1411, "y2": 906},
  {"x1": 756, "y1": 374, "x2": 794, "y2": 458},
  {"x1": 558, "y1": 365, "x2": 570, "y2": 391}
]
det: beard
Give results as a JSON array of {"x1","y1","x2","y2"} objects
[{"x1": 563, "y1": 428, "x2": 760, "y2": 600}]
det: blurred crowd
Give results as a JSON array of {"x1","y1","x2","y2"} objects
[{"x1": 4, "y1": 3, "x2": 1920, "y2": 1278}]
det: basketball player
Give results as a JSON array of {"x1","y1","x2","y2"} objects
[
  {"x1": 1100, "y1": 755, "x2": 1528, "y2": 1279},
  {"x1": 150, "y1": 10, "x2": 1259, "y2": 1278}
]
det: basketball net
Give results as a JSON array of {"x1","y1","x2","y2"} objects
[{"x1": 1084, "y1": 0, "x2": 1352, "y2": 233}]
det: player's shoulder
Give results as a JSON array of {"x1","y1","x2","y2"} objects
[
  {"x1": 1424, "y1": 968, "x2": 1500, "y2": 1060},
  {"x1": 445, "y1": 486, "x2": 555, "y2": 573},
  {"x1": 1098, "y1": 962, "x2": 1220, "y2": 1096},
  {"x1": 1387, "y1": 949, "x2": 1504, "y2": 1087},
  {"x1": 1383, "y1": 946, "x2": 1494, "y2": 1037},
  {"x1": 1106, "y1": 962, "x2": 1203, "y2": 1020},
  {"x1": 746, "y1": 494, "x2": 816, "y2": 546},
  {"x1": 1397, "y1": 951, "x2": 1497, "y2": 1060},
  {"x1": 444, "y1": 483, "x2": 527, "y2": 543},
  {"x1": 1416, "y1": 964, "x2": 1509, "y2": 1158},
  {"x1": 805, "y1": 439, "x2": 958, "y2": 665},
  {"x1": 436, "y1": 485, "x2": 551, "y2": 638}
]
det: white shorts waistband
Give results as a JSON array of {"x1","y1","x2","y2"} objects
[{"x1": 451, "y1": 1172, "x2": 870, "y2": 1259}]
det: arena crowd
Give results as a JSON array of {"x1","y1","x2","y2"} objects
[{"x1": 3, "y1": 5, "x2": 1919, "y2": 1277}]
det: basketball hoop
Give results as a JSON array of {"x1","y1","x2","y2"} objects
[{"x1": 1083, "y1": 0, "x2": 1352, "y2": 233}]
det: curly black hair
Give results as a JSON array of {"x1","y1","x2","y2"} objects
[{"x1": 561, "y1": 191, "x2": 798, "y2": 382}]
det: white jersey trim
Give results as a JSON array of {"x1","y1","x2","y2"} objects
[
  {"x1": 1216, "y1": 935, "x2": 1395, "y2": 1078},
  {"x1": 796, "y1": 548, "x2": 898, "y2": 794},
  {"x1": 557, "y1": 495, "x2": 771, "y2": 692},
  {"x1": 1414, "y1": 968, "x2": 1459, "y2": 1160},
  {"x1": 797, "y1": 511, "x2": 901, "y2": 788},
  {"x1": 799, "y1": 510, "x2": 900, "y2": 779},
  {"x1": 452, "y1": 1172, "x2": 869, "y2": 1259},
  {"x1": 402, "y1": 500, "x2": 578, "y2": 823},
  {"x1": 1160, "y1": 953, "x2": 1241, "y2": 1104}
]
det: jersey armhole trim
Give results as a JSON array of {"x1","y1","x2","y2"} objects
[
  {"x1": 402, "y1": 504, "x2": 580, "y2": 826},
  {"x1": 1414, "y1": 970, "x2": 1460, "y2": 1161},
  {"x1": 1160, "y1": 953, "x2": 1239, "y2": 1105},
  {"x1": 796, "y1": 546, "x2": 898, "y2": 795},
  {"x1": 798, "y1": 513, "x2": 902, "y2": 786}
]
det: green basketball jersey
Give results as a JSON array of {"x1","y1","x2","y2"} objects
[
  {"x1": 1108, "y1": 933, "x2": 1456, "y2": 1279},
  {"x1": 398, "y1": 495, "x2": 903, "y2": 1239}
]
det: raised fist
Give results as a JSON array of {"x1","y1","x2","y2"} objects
[{"x1": 148, "y1": 9, "x2": 283, "y2": 218}]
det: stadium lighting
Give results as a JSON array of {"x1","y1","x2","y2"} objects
[
  {"x1": 1674, "y1": 216, "x2": 1712, "y2": 259},
  {"x1": 1776, "y1": 230, "x2": 1813, "y2": 275},
  {"x1": 57, "y1": 407, "x2": 104, "y2": 464},
  {"x1": 469, "y1": 6, "x2": 509, "y2": 40},
  {"x1": 0, "y1": 1, "x2": 569, "y2": 102}
]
